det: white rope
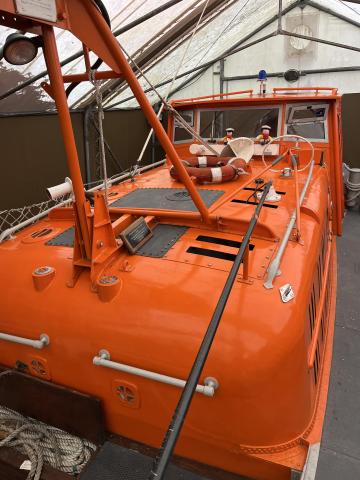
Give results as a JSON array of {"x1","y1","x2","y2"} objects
[
  {"x1": 90, "y1": 70, "x2": 109, "y2": 206},
  {"x1": 0, "y1": 405, "x2": 95, "y2": 480},
  {"x1": 134, "y1": 0, "x2": 212, "y2": 170},
  {"x1": 0, "y1": 195, "x2": 71, "y2": 236}
]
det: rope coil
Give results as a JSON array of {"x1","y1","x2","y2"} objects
[{"x1": 0, "y1": 405, "x2": 95, "y2": 480}]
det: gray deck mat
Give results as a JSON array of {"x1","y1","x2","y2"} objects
[
  {"x1": 80, "y1": 442, "x2": 211, "y2": 480},
  {"x1": 136, "y1": 224, "x2": 188, "y2": 257},
  {"x1": 110, "y1": 188, "x2": 224, "y2": 212},
  {"x1": 46, "y1": 224, "x2": 187, "y2": 255},
  {"x1": 46, "y1": 226, "x2": 75, "y2": 247}
]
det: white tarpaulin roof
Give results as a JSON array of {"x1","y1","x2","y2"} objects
[{"x1": 0, "y1": 0, "x2": 359, "y2": 112}]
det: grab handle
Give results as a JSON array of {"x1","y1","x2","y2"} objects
[
  {"x1": 93, "y1": 350, "x2": 218, "y2": 397},
  {"x1": 0, "y1": 332, "x2": 49, "y2": 350}
]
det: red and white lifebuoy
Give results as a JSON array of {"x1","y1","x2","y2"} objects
[{"x1": 170, "y1": 156, "x2": 251, "y2": 184}]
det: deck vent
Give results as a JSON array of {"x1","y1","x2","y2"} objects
[
  {"x1": 231, "y1": 199, "x2": 279, "y2": 209},
  {"x1": 187, "y1": 247, "x2": 237, "y2": 262},
  {"x1": 244, "y1": 187, "x2": 286, "y2": 195},
  {"x1": 196, "y1": 235, "x2": 255, "y2": 250},
  {"x1": 31, "y1": 228, "x2": 52, "y2": 238}
]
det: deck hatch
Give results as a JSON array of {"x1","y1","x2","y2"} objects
[
  {"x1": 110, "y1": 188, "x2": 224, "y2": 212},
  {"x1": 135, "y1": 224, "x2": 188, "y2": 258}
]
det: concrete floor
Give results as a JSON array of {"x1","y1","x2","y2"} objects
[{"x1": 316, "y1": 209, "x2": 360, "y2": 479}]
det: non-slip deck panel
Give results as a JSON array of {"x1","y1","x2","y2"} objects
[
  {"x1": 46, "y1": 226, "x2": 75, "y2": 247},
  {"x1": 80, "y1": 442, "x2": 210, "y2": 480},
  {"x1": 46, "y1": 225, "x2": 188, "y2": 256},
  {"x1": 136, "y1": 224, "x2": 188, "y2": 258},
  {"x1": 110, "y1": 188, "x2": 224, "y2": 212}
]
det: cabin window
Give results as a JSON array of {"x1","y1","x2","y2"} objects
[
  {"x1": 285, "y1": 103, "x2": 329, "y2": 142},
  {"x1": 198, "y1": 107, "x2": 280, "y2": 140},
  {"x1": 173, "y1": 110, "x2": 194, "y2": 143}
]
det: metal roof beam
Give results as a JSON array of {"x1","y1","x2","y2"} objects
[
  {"x1": 0, "y1": 0, "x2": 186, "y2": 103},
  {"x1": 168, "y1": 0, "x2": 302, "y2": 98},
  {"x1": 77, "y1": 0, "x2": 236, "y2": 109}
]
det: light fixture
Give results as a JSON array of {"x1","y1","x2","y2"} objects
[
  {"x1": 0, "y1": 32, "x2": 43, "y2": 65},
  {"x1": 284, "y1": 69, "x2": 301, "y2": 83}
]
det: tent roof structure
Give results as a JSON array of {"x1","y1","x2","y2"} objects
[{"x1": 0, "y1": 0, "x2": 359, "y2": 113}]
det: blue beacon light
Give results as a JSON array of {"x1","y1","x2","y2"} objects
[{"x1": 258, "y1": 69, "x2": 267, "y2": 96}]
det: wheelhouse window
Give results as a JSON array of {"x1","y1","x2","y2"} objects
[
  {"x1": 173, "y1": 110, "x2": 194, "y2": 143},
  {"x1": 198, "y1": 107, "x2": 280, "y2": 140},
  {"x1": 285, "y1": 103, "x2": 329, "y2": 141}
]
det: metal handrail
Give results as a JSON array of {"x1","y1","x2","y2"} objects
[
  {"x1": 0, "y1": 160, "x2": 166, "y2": 243},
  {"x1": 93, "y1": 350, "x2": 219, "y2": 397},
  {"x1": 264, "y1": 161, "x2": 315, "y2": 289},
  {"x1": 171, "y1": 89, "x2": 254, "y2": 105},
  {"x1": 308, "y1": 237, "x2": 332, "y2": 368},
  {"x1": 272, "y1": 87, "x2": 338, "y2": 96},
  {"x1": 148, "y1": 183, "x2": 272, "y2": 480},
  {"x1": 0, "y1": 333, "x2": 49, "y2": 350}
]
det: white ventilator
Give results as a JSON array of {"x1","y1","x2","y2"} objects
[
  {"x1": 46, "y1": 177, "x2": 73, "y2": 200},
  {"x1": 228, "y1": 137, "x2": 255, "y2": 163}
]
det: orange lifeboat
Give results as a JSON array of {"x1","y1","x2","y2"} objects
[{"x1": 0, "y1": 2, "x2": 345, "y2": 480}]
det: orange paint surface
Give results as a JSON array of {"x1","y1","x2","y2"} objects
[{"x1": 0, "y1": 2, "x2": 343, "y2": 478}]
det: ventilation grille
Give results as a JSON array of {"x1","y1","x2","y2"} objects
[{"x1": 307, "y1": 220, "x2": 331, "y2": 385}]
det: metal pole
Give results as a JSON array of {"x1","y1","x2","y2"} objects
[
  {"x1": 148, "y1": 182, "x2": 272, "y2": 480},
  {"x1": 0, "y1": 0, "x2": 186, "y2": 102},
  {"x1": 82, "y1": 2, "x2": 211, "y2": 224},
  {"x1": 280, "y1": 30, "x2": 360, "y2": 53},
  {"x1": 108, "y1": 31, "x2": 278, "y2": 109},
  {"x1": 42, "y1": 25, "x2": 92, "y2": 258},
  {"x1": 278, "y1": 0, "x2": 283, "y2": 32}
]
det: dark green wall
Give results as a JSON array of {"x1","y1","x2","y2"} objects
[
  {"x1": 0, "y1": 109, "x2": 164, "y2": 211},
  {"x1": 342, "y1": 93, "x2": 360, "y2": 169}
]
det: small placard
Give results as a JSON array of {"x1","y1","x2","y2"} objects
[
  {"x1": 120, "y1": 218, "x2": 153, "y2": 254},
  {"x1": 15, "y1": 0, "x2": 57, "y2": 22}
]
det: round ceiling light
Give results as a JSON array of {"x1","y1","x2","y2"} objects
[
  {"x1": 290, "y1": 24, "x2": 313, "y2": 51},
  {"x1": 0, "y1": 33, "x2": 42, "y2": 65}
]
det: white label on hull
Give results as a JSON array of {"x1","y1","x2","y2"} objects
[
  {"x1": 15, "y1": 0, "x2": 57, "y2": 22},
  {"x1": 280, "y1": 283, "x2": 295, "y2": 303}
]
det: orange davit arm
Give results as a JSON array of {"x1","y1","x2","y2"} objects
[{"x1": 0, "y1": 0, "x2": 211, "y2": 256}]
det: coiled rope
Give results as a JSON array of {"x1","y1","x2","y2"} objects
[{"x1": 0, "y1": 405, "x2": 96, "y2": 480}]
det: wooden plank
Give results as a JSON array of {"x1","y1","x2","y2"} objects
[{"x1": 0, "y1": 368, "x2": 105, "y2": 445}]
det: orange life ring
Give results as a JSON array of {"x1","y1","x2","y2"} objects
[{"x1": 170, "y1": 156, "x2": 251, "y2": 184}]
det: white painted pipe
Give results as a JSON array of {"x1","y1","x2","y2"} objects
[
  {"x1": 93, "y1": 350, "x2": 218, "y2": 397},
  {"x1": 264, "y1": 160, "x2": 315, "y2": 289},
  {"x1": 0, "y1": 160, "x2": 166, "y2": 243},
  {"x1": 0, "y1": 333, "x2": 49, "y2": 350},
  {"x1": 47, "y1": 177, "x2": 73, "y2": 200}
]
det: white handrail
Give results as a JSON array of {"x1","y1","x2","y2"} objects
[
  {"x1": 0, "y1": 160, "x2": 166, "y2": 243},
  {"x1": 264, "y1": 160, "x2": 315, "y2": 289},
  {"x1": 0, "y1": 333, "x2": 49, "y2": 350},
  {"x1": 93, "y1": 350, "x2": 218, "y2": 397}
]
